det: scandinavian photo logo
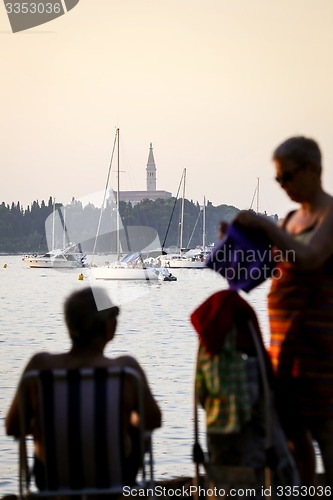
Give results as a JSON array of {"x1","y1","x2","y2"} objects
[{"x1": 4, "y1": 0, "x2": 80, "y2": 33}]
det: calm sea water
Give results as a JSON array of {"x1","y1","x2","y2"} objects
[{"x1": 0, "y1": 255, "x2": 271, "y2": 495}]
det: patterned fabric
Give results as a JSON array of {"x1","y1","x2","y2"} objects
[
  {"x1": 190, "y1": 290, "x2": 274, "y2": 383},
  {"x1": 268, "y1": 225, "x2": 333, "y2": 417},
  {"x1": 196, "y1": 329, "x2": 252, "y2": 433}
]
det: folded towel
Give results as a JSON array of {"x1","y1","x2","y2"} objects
[{"x1": 206, "y1": 222, "x2": 275, "y2": 292}]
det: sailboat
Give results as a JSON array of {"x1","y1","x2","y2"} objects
[
  {"x1": 90, "y1": 129, "x2": 160, "y2": 281},
  {"x1": 160, "y1": 169, "x2": 206, "y2": 269}
]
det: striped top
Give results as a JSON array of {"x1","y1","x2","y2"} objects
[{"x1": 268, "y1": 221, "x2": 333, "y2": 416}]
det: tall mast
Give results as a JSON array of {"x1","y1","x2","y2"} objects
[
  {"x1": 202, "y1": 196, "x2": 206, "y2": 250},
  {"x1": 52, "y1": 197, "x2": 55, "y2": 251},
  {"x1": 116, "y1": 128, "x2": 121, "y2": 260},
  {"x1": 179, "y1": 168, "x2": 186, "y2": 255},
  {"x1": 256, "y1": 177, "x2": 260, "y2": 215},
  {"x1": 62, "y1": 207, "x2": 66, "y2": 248}
]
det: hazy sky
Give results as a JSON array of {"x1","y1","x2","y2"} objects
[{"x1": 1, "y1": 0, "x2": 333, "y2": 216}]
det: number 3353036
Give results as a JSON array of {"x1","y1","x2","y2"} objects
[{"x1": 5, "y1": 3, "x2": 62, "y2": 14}]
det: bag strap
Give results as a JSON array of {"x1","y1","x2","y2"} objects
[
  {"x1": 193, "y1": 346, "x2": 205, "y2": 500},
  {"x1": 247, "y1": 320, "x2": 273, "y2": 497}
]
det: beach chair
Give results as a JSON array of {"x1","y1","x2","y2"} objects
[
  {"x1": 192, "y1": 292, "x2": 300, "y2": 500},
  {"x1": 17, "y1": 366, "x2": 155, "y2": 499}
]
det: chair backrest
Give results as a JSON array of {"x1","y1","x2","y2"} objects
[{"x1": 18, "y1": 366, "x2": 150, "y2": 497}]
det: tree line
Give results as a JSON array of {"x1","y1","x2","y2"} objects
[{"x1": 0, "y1": 196, "x2": 243, "y2": 254}]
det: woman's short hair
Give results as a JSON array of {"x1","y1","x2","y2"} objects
[
  {"x1": 64, "y1": 287, "x2": 119, "y2": 346},
  {"x1": 273, "y1": 136, "x2": 322, "y2": 170}
]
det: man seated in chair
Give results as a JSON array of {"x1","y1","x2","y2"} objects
[{"x1": 5, "y1": 287, "x2": 162, "y2": 489}]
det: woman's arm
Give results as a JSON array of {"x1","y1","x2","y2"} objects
[
  {"x1": 235, "y1": 208, "x2": 333, "y2": 270},
  {"x1": 5, "y1": 388, "x2": 21, "y2": 437}
]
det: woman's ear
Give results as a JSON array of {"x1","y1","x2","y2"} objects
[{"x1": 308, "y1": 162, "x2": 321, "y2": 176}]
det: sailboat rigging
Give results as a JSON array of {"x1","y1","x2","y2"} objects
[
  {"x1": 178, "y1": 167, "x2": 186, "y2": 255},
  {"x1": 159, "y1": 171, "x2": 207, "y2": 269},
  {"x1": 186, "y1": 196, "x2": 207, "y2": 252},
  {"x1": 161, "y1": 168, "x2": 186, "y2": 254},
  {"x1": 91, "y1": 129, "x2": 167, "y2": 280},
  {"x1": 249, "y1": 177, "x2": 260, "y2": 214}
]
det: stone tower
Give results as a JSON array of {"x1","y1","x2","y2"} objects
[{"x1": 146, "y1": 143, "x2": 157, "y2": 191}]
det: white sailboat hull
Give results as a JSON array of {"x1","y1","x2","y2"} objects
[
  {"x1": 160, "y1": 253, "x2": 206, "y2": 269},
  {"x1": 92, "y1": 266, "x2": 159, "y2": 280},
  {"x1": 161, "y1": 259, "x2": 206, "y2": 269}
]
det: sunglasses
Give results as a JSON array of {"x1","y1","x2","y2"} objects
[{"x1": 275, "y1": 164, "x2": 306, "y2": 186}]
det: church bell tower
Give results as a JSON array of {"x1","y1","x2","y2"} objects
[{"x1": 146, "y1": 143, "x2": 157, "y2": 191}]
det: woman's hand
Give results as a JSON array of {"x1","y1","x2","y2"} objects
[
  {"x1": 218, "y1": 221, "x2": 229, "y2": 239},
  {"x1": 130, "y1": 411, "x2": 140, "y2": 427}
]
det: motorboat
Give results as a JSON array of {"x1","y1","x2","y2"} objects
[
  {"x1": 23, "y1": 242, "x2": 86, "y2": 269},
  {"x1": 157, "y1": 268, "x2": 177, "y2": 281}
]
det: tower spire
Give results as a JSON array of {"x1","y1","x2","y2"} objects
[{"x1": 146, "y1": 143, "x2": 157, "y2": 191}]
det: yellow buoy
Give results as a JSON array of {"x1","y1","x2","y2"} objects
[
  {"x1": 3, "y1": 264, "x2": 7, "y2": 268},
  {"x1": 78, "y1": 273, "x2": 84, "y2": 281}
]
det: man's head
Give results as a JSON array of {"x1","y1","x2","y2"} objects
[
  {"x1": 64, "y1": 287, "x2": 119, "y2": 347},
  {"x1": 272, "y1": 136, "x2": 322, "y2": 201}
]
